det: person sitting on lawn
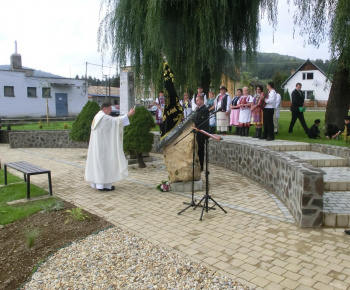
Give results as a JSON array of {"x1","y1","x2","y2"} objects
[
  {"x1": 308, "y1": 119, "x2": 321, "y2": 139},
  {"x1": 325, "y1": 123, "x2": 341, "y2": 140}
]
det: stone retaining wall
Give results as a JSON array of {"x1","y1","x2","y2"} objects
[
  {"x1": 8, "y1": 130, "x2": 87, "y2": 148},
  {"x1": 207, "y1": 140, "x2": 325, "y2": 228}
]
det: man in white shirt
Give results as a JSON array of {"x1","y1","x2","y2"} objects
[
  {"x1": 85, "y1": 102, "x2": 135, "y2": 191},
  {"x1": 260, "y1": 82, "x2": 277, "y2": 141}
]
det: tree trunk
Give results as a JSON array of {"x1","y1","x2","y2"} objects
[
  {"x1": 325, "y1": 58, "x2": 350, "y2": 130},
  {"x1": 137, "y1": 153, "x2": 146, "y2": 168},
  {"x1": 201, "y1": 67, "x2": 211, "y2": 96}
]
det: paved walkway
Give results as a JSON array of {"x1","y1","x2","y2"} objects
[{"x1": 1, "y1": 144, "x2": 350, "y2": 289}]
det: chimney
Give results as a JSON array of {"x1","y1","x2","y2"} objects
[
  {"x1": 10, "y1": 40, "x2": 22, "y2": 70},
  {"x1": 291, "y1": 69, "x2": 295, "y2": 76}
]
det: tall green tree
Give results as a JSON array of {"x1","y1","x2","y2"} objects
[
  {"x1": 293, "y1": 0, "x2": 350, "y2": 129},
  {"x1": 98, "y1": 0, "x2": 277, "y2": 94}
]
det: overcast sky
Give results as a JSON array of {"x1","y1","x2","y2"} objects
[{"x1": 0, "y1": 0, "x2": 330, "y2": 80}]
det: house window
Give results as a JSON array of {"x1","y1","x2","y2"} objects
[
  {"x1": 303, "y1": 90, "x2": 315, "y2": 100},
  {"x1": 27, "y1": 87, "x2": 37, "y2": 97},
  {"x1": 302, "y1": 72, "x2": 314, "y2": 80},
  {"x1": 42, "y1": 87, "x2": 51, "y2": 98},
  {"x1": 4, "y1": 86, "x2": 15, "y2": 97}
]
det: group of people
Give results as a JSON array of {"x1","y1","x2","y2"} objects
[
  {"x1": 308, "y1": 116, "x2": 350, "y2": 141},
  {"x1": 176, "y1": 83, "x2": 281, "y2": 141}
]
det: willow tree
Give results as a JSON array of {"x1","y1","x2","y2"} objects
[
  {"x1": 98, "y1": 0, "x2": 277, "y2": 95},
  {"x1": 293, "y1": 0, "x2": 350, "y2": 129}
]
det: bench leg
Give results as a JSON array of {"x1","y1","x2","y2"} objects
[
  {"x1": 48, "y1": 172, "x2": 52, "y2": 196},
  {"x1": 27, "y1": 174, "x2": 30, "y2": 200},
  {"x1": 4, "y1": 165, "x2": 7, "y2": 185}
]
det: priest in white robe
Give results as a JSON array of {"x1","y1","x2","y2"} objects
[{"x1": 85, "y1": 102, "x2": 135, "y2": 191}]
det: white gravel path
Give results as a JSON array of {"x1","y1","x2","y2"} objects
[{"x1": 23, "y1": 227, "x2": 249, "y2": 289}]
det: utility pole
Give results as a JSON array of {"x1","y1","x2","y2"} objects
[{"x1": 103, "y1": 75, "x2": 108, "y2": 102}]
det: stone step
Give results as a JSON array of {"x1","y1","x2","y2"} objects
[
  {"x1": 322, "y1": 167, "x2": 350, "y2": 191},
  {"x1": 323, "y1": 191, "x2": 350, "y2": 227},
  {"x1": 285, "y1": 151, "x2": 348, "y2": 167}
]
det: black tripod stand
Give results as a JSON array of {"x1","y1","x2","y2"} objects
[
  {"x1": 176, "y1": 128, "x2": 200, "y2": 215},
  {"x1": 194, "y1": 137, "x2": 227, "y2": 220}
]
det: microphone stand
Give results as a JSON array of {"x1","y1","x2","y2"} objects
[
  {"x1": 175, "y1": 127, "x2": 199, "y2": 214},
  {"x1": 193, "y1": 128, "x2": 227, "y2": 220},
  {"x1": 176, "y1": 109, "x2": 222, "y2": 216}
]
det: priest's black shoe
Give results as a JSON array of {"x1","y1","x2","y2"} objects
[
  {"x1": 344, "y1": 230, "x2": 350, "y2": 235},
  {"x1": 99, "y1": 186, "x2": 115, "y2": 191},
  {"x1": 266, "y1": 138, "x2": 274, "y2": 141}
]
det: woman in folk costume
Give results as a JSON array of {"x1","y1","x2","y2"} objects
[
  {"x1": 215, "y1": 86, "x2": 232, "y2": 135},
  {"x1": 230, "y1": 88, "x2": 242, "y2": 135},
  {"x1": 155, "y1": 91, "x2": 166, "y2": 133},
  {"x1": 238, "y1": 86, "x2": 253, "y2": 136},
  {"x1": 250, "y1": 85, "x2": 264, "y2": 138},
  {"x1": 180, "y1": 92, "x2": 192, "y2": 118},
  {"x1": 207, "y1": 90, "x2": 216, "y2": 133}
]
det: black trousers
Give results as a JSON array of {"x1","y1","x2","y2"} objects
[
  {"x1": 288, "y1": 111, "x2": 309, "y2": 134},
  {"x1": 197, "y1": 135, "x2": 207, "y2": 171},
  {"x1": 262, "y1": 108, "x2": 275, "y2": 139}
]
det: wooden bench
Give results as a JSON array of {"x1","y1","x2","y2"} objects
[{"x1": 4, "y1": 161, "x2": 53, "y2": 199}]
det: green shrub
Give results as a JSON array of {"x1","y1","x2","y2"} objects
[
  {"x1": 124, "y1": 106, "x2": 155, "y2": 168},
  {"x1": 283, "y1": 89, "x2": 290, "y2": 101},
  {"x1": 69, "y1": 101, "x2": 100, "y2": 142}
]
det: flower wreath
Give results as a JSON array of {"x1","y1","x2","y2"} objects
[{"x1": 156, "y1": 180, "x2": 170, "y2": 192}]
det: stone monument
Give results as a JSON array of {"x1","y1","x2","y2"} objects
[
  {"x1": 163, "y1": 123, "x2": 201, "y2": 183},
  {"x1": 120, "y1": 66, "x2": 135, "y2": 115},
  {"x1": 157, "y1": 112, "x2": 203, "y2": 191}
]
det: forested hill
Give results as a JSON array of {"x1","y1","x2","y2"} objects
[{"x1": 241, "y1": 52, "x2": 333, "y2": 81}]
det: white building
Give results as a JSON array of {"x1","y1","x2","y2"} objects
[
  {"x1": 0, "y1": 52, "x2": 88, "y2": 118},
  {"x1": 281, "y1": 59, "x2": 332, "y2": 101}
]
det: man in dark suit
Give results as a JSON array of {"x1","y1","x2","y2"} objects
[
  {"x1": 194, "y1": 94, "x2": 210, "y2": 171},
  {"x1": 288, "y1": 83, "x2": 309, "y2": 134}
]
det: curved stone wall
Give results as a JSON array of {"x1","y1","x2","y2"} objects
[{"x1": 207, "y1": 139, "x2": 325, "y2": 228}]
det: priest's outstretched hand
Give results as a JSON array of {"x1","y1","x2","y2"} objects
[{"x1": 127, "y1": 108, "x2": 136, "y2": 118}]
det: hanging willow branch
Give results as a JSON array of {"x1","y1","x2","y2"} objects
[{"x1": 98, "y1": 0, "x2": 278, "y2": 92}]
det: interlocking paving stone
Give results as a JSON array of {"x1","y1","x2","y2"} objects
[{"x1": 2, "y1": 144, "x2": 350, "y2": 289}]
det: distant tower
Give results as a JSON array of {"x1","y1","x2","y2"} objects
[{"x1": 10, "y1": 40, "x2": 22, "y2": 70}]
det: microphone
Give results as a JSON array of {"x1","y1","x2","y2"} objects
[{"x1": 210, "y1": 108, "x2": 222, "y2": 115}]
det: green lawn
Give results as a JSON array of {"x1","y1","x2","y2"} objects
[
  {"x1": 274, "y1": 110, "x2": 350, "y2": 147},
  {"x1": 0, "y1": 169, "x2": 56, "y2": 225},
  {"x1": 10, "y1": 121, "x2": 74, "y2": 130}
]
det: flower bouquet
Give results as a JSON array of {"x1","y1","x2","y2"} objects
[{"x1": 156, "y1": 180, "x2": 170, "y2": 192}]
